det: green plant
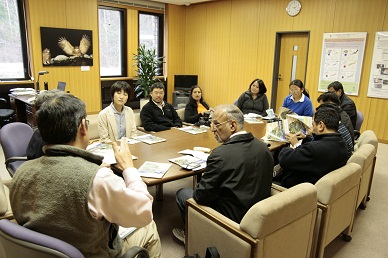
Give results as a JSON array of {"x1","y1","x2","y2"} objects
[{"x1": 132, "y1": 44, "x2": 164, "y2": 99}]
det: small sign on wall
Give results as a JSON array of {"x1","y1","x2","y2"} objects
[{"x1": 40, "y1": 27, "x2": 93, "y2": 67}]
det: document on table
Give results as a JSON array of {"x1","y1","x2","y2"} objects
[
  {"x1": 177, "y1": 126, "x2": 208, "y2": 134},
  {"x1": 132, "y1": 134, "x2": 166, "y2": 144},
  {"x1": 169, "y1": 155, "x2": 206, "y2": 171},
  {"x1": 86, "y1": 142, "x2": 137, "y2": 164},
  {"x1": 137, "y1": 161, "x2": 172, "y2": 178}
]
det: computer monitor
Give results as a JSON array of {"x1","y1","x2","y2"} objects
[
  {"x1": 174, "y1": 75, "x2": 198, "y2": 92},
  {"x1": 57, "y1": 81, "x2": 66, "y2": 91}
]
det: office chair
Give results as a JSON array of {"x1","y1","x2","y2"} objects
[
  {"x1": 57, "y1": 81, "x2": 66, "y2": 91},
  {"x1": 354, "y1": 110, "x2": 364, "y2": 140},
  {"x1": 0, "y1": 219, "x2": 150, "y2": 258},
  {"x1": 0, "y1": 122, "x2": 33, "y2": 177},
  {"x1": 0, "y1": 98, "x2": 15, "y2": 128}
]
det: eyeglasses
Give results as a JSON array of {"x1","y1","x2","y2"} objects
[{"x1": 210, "y1": 120, "x2": 231, "y2": 128}]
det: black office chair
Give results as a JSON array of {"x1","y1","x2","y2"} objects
[{"x1": 0, "y1": 98, "x2": 15, "y2": 128}]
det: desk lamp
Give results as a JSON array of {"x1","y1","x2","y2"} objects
[{"x1": 36, "y1": 71, "x2": 49, "y2": 92}]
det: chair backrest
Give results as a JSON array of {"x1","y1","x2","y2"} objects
[
  {"x1": 0, "y1": 122, "x2": 33, "y2": 160},
  {"x1": 57, "y1": 81, "x2": 66, "y2": 91},
  {"x1": 313, "y1": 162, "x2": 361, "y2": 258},
  {"x1": 347, "y1": 143, "x2": 375, "y2": 207},
  {"x1": 240, "y1": 183, "x2": 317, "y2": 258},
  {"x1": 355, "y1": 110, "x2": 364, "y2": 131},
  {"x1": 0, "y1": 122, "x2": 33, "y2": 176},
  {"x1": 0, "y1": 219, "x2": 84, "y2": 258},
  {"x1": 356, "y1": 130, "x2": 378, "y2": 153}
]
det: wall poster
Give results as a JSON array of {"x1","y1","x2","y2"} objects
[
  {"x1": 367, "y1": 32, "x2": 388, "y2": 99},
  {"x1": 317, "y1": 32, "x2": 367, "y2": 96},
  {"x1": 40, "y1": 27, "x2": 93, "y2": 66}
]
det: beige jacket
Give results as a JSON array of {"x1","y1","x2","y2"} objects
[{"x1": 98, "y1": 104, "x2": 137, "y2": 142}]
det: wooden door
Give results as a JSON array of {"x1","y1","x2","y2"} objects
[{"x1": 275, "y1": 33, "x2": 309, "y2": 112}]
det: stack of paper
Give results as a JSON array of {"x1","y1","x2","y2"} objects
[
  {"x1": 178, "y1": 126, "x2": 208, "y2": 134},
  {"x1": 132, "y1": 134, "x2": 166, "y2": 144},
  {"x1": 137, "y1": 161, "x2": 172, "y2": 178},
  {"x1": 86, "y1": 142, "x2": 137, "y2": 164}
]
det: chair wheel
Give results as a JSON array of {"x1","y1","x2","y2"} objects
[
  {"x1": 359, "y1": 203, "x2": 367, "y2": 210},
  {"x1": 342, "y1": 234, "x2": 352, "y2": 242},
  {"x1": 366, "y1": 196, "x2": 370, "y2": 202}
]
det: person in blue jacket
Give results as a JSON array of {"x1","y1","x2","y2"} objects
[{"x1": 282, "y1": 79, "x2": 313, "y2": 116}]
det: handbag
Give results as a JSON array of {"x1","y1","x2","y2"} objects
[{"x1": 184, "y1": 247, "x2": 220, "y2": 258}]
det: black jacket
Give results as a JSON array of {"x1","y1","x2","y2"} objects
[
  {"x1": 140, "y1": 100, "x2": 182, "y2": 132},
  {"x1": 236, "y1": 91, "x2": 269, "y2": 116},
  {"x1": 340, "y1": 93, "x2": 357, "y2": 129},
  {"x1": 184, "y1": 101, "x2": 210, "y2": 124},
  {"x1": 278, "y1": 133, "x2": 347, "y2": 188},
  {"x1": 194, "y1": 133, "x2": 274, "y2": 223}
]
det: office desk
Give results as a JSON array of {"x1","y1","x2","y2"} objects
[
  {"x1": 9, "y1": 94, "x2": 36, "y2": 128},
  {"x1": 126, "y1": 122, "x2": 284, "y2": 200}
]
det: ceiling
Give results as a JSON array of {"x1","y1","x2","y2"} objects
[{"x1": 150, "y1": 0, "x2": 214, "y2": 6}]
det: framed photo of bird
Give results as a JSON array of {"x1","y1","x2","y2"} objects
[{"x1": 40, "y1": 27, "x2": 93, "y2": 66}]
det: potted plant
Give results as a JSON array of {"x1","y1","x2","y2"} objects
[{"x1": 132, "y1": 44, "x2": 164, "y2": 108}]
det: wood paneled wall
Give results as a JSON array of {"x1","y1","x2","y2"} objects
[
  {"x1": 166, "y1": 0, "x2": 388, "y2": 142},
  {"x1": 26, "y1": 0, "x2": 101, "y2": 114}
]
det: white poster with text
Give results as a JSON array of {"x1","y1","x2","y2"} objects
[{"x1": 318, "y1": 32, "x2": 367, "y2": 96}]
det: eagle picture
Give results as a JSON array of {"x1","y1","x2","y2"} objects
[{"x1": 58, "y1": 34, "x2": 91, "y2": 57}]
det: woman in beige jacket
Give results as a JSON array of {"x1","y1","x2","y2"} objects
[{"x1": 98, "y1": 81, "x2": 137, "y2": 142}]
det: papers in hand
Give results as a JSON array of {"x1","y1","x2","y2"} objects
[
  {"x1": 263, "y1": 114, "x2": 312, "y2": 142},
  {"x1": 86, "y1": 142, "x2": 137, "y2": 164},
  {"x1": 118, "y1": 226, "x2": 136, "y2": 239},
  {"x1": 178, "y1": 126, "x2": 208, "y2": 134},
  {"x1": 138, "y1": 161, "x2": 172, "y2": 178},
  {"x1": 132, "y1": 134, "x2": 166, "y2": 144}
]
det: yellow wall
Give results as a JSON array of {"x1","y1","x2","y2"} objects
[
  {"x1": 166, "y1": 0, "x2": 388, "y2": 142},
  {"x1": 26, "y1": 0, "x2": 101, "y2": 114},
  {"x1": 19, "y1": 0, "x2": 388, "y2": 141}
]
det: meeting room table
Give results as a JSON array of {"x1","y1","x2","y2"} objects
[{"x1": 116, "y1": 121, "x2": 285, "y2": 200}]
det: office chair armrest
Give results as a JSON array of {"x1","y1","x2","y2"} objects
[
  {"x1": 121, "y1": 246, "x2": 149, "y2": 258},
  {"x1": 5, "y1": 156, "x2": 27, "y2": 166}
]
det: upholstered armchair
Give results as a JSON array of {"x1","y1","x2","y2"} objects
[
  {"x1": 272, "y1": 162, "x2": 362, "y2": 258},
  {"x1": 185, "y1": 183, "x2": 317, "y2": 258},
  {"x1": 354, "y1": 130, "x2": 378, "y2": 201},
  {"x1": 347, "y1": 143, "x2": 375, "y2": 210},
  {"x1": 0, "y1": 178, "x2": 13, "y2": 220}
]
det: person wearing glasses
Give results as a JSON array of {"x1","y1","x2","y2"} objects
[
  {"x1": 173, "y1": 104, "x2": 274, "y2": 244},
  {"x1": 236, "y1": 78, "x2": 269, "y2": 116},
  {"x1": 26, "y1": 89, "x2": 65, "y2": 160},
  {"x1": 141, "y1": 82, "x2": 182, "y2": 132},
  {"x1": 282, "y1": 79, "x2": 313, "y2": 116},
  {"x1": 98, "y1": 81, "x2": 137, "y2": 142},
  {"x1": 10, "y1": 94, "x2": 162, "y2": 257},
  {"x1": 184, "y1": 85, "x2": 213, "y2": 124}
]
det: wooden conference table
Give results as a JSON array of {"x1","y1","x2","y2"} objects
[{"x1": 125, "y1": 122, "x2": 285, "y2": 200}]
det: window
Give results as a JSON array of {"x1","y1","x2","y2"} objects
[
  {"x1": 0, "y1": 0, "x2": 30, "y2": 80},
  {"x1": 98, "y1": 7, "x2": 126, "y2": 77},
  {"x1": 139, "y1": 12, "x2": 164, "y2": 67}
]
